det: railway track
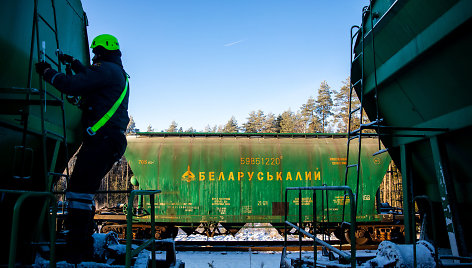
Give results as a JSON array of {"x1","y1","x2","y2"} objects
[{"x1": 172, "y1": 240, "x2": 378, "y2": 252}]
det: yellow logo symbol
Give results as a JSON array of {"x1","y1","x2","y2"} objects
[
  {"x1": 182, "y1": 166, "x2": 195, "y2": 182},
  {"x1": 373, "y1": 157, "x2": 381, "y2": 165}
]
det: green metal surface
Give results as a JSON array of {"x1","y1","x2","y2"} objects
[
  {"x1": 125, "y1": 133, "x2": 391, "y2": 224},
  {"x1": 354, "y1": 0, "x2": 472, "y2": 137},
  {"x1": 353, "y1": 0, "x2": 472, "y2": 153},
  {"x1": 0, "y1": 0, "x2": 89, "y2": 264},
  {"x1": 352, "y1": 0, "x2": 472, "y2": 252},
  {"x1": 0, "y1": 0, "x2": 88, "y2": 186}
]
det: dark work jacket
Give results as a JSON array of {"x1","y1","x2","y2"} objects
[{"x1": 43, "y1": 55, "x2": 130, "y2": 136}]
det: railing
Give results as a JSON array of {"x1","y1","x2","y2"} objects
[
  {"x1": 284, "y1": 186, "x2": 357, "y2": 267},
  {"x1": 1, "y1": 190, "x2": 57, "y2": 268},
  {"x1": 412, "y1": 195, "x2": 439, "y2": 267},
  {"x1": 125, "y1": 190, "x2": 161, "y2": 268}
]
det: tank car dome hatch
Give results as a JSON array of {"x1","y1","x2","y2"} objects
[{"x1": 130, "y1": 176, "x2": 139, "y2": 186}]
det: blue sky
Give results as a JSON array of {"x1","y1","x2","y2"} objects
[{"x1": 82, "y1": 1, "x2": 369, "y2": 132}]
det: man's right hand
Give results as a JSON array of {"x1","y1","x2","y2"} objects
[
  {"x1": 35, "y1": 61, "x2": 51, "y2": 75},
  {"x1": 58, "y1": 53, "x2": 74, "y2": 64}
]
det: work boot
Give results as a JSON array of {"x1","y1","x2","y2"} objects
[{"x1": 65, "y1": 208, "x2": 95, "y2": 263}]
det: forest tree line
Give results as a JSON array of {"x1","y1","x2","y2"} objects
[{"x1": 127, "y1": 77, "x2": 365, "y2": 135}]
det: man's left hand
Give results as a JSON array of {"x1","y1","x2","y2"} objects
[
  {"x1": 58, "y1": 53, "x2": 74, "y2": 64},
  {"x1": 35, "y1": 61, "x2": 51, "y2": 75}
]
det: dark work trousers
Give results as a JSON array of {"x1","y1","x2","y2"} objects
[
  {"x1": 65, "y1": 130, "x2": 127, "y2": 263},
  {"x1": 69, "y1": 130, "x2": 127, "y2": 193}
]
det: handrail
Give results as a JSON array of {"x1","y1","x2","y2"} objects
[
  {"x1": 413, "y1": 195, "x2": 439, "y2": 267},
  {"x1": 284, "y1": 186, "x2": 357, "y2": 267},
  {"x1": 1, "y1": 190, "x2": 57, "y2": 268},
  {"x1": 125, "y1": 190, "x2": 161, "y2": 268}
]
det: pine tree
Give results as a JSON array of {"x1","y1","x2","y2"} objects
[
  {"x1": 279, "y1": 110, "x2": 294, "y2": 133},
  {"x1": 204, "y1": 125, "x2": 217, "y2": 133},
  {"x1": 243, "y1": 110, "x2": 265, "y2": 133},
  {"x1": 275, "y1": 115, "x2": 283, "y2": 133},
  {"x1": 295, "y1": 112, "x2": 306, "y2": 133},
  {"x1": 333, "y1": 77, "x2": 360, "y2": 133},
  {"x1": 126, "y1": 116, "x2": 137, "y2": 134},
  {"x1": 300, "y1": 97, "x2": 322, "y2": 133},
  {"x1": 315, "y1": 81, "x2": 334, "y2": 133},
  {"x1": 279, "y1": 110, "x2": 304, "y2": 133},
  {"x1": 167, "y1": 121, "x2": 178, "y2": 132},
  {"x1": 262, "y1": 113, "x2": 278, "y2": 133},
  {"x1": 223, "y1": 116, "x2": 239, "y2": 133}
]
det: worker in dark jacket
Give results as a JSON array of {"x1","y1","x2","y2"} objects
[{"x1": 35, "y1": 34, "x2": 129, "y2": 263}]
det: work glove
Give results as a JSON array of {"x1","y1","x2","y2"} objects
[
  {"x1": 58, "y1": 53, "x2": 74, "y2": 64},
  {"x1": 35, "y1": 61, "x2": 51, "y2": 76}
]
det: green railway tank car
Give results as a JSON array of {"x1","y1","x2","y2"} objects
[
  {"x1": 123, "y1": 133, "x2": 394, "y2": 242},
  {"x1": 351, "y1": 0, "x2": 472, "y2": 255},
  {"x1": 1, "y1": 0, "x2": 89, "y2": 264},
  {"x1": 1, "y1": 0, "x2": 88, "y2": 188}
]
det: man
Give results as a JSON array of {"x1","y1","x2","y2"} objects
[{"x1": 36, "y1": 34, "x2": 129, "y2": 263}]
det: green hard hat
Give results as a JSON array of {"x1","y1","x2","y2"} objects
[{"x1": 90, "y1": 34, "x2": 120, "y2": 50}]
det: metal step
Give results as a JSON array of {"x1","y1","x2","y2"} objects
[
  {"x1": 352, "y1": 52, "x2": 364, "y2": 63},
  {"x1": 0, "y1": 87, "x2": 40, "y2": 94},
  {"x1": 360, "y1": 118, "x2": 383, "y2": 128},
  {"x1": 0, "y1": 98, "x2": 63, "y2": 108},
  {"x1": 348, "y1": 134, "x2": 360, "y2": 141},
  {"x1": 349, "y1": 106, "x2": 361, "y2": 115},
  {"x1": 44, "y1": 130, "x2": 65, "y2": 142},
  {"x1": 373, "y1": 148, "x2": 389, "y2": 156}
]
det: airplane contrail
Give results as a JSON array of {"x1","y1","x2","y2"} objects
[{"x1": 224, "y1": 39, "x2": 245, "y2": 47}]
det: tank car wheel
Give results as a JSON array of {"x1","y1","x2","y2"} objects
[
  {"x1": 154, "y1": 227, "x2": 163, "y2": 239},
  {"x1": 344, "y1": 227, "x2": 371, "y2": 245},
  {"x1": 333, "y1": 228, "x2": 348, "y2": 244},
  {"x1": 101, "y1": 224, "x2": 114, "y2": 233},
  {"x1": 154, "y1": 225, "x2": 179, "y2": 239},
  {"x1": 100, "y1": 224, "x2": 126, "y2": 238}
]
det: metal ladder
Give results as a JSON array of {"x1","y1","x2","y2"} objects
[
  {"x1": 342, "y1": 4, "x2": 382, "y2": 224},
  {"x1": 31, "y1": 0, "x2": 71, "y2": 190},
  {"x1": 2, "y1": 0, "x2": 71, "y2": 189},
  {"x1": 344, "y1": 1, "x2": 469, "y2": 260},
  {"x1": 1, "y1": 0, "x2": 73, "y2": 266}
]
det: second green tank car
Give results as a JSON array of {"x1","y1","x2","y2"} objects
[{"x1": 116, "y1": 132, "x2": 399, "y2": 244}]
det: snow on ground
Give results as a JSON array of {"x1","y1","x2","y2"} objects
[
  {"x1": 175, "y1": 223, "x2": 336, "y2": 242},
  {"x1": 173, "y1": 223, "x2": 338, "y2": 268},
  {"x1": 35, "y1": 224, "x2": 344, "y2": 267},
  {"x1": 175, "y1": 251, "x2": 297, "y2": 268}
]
